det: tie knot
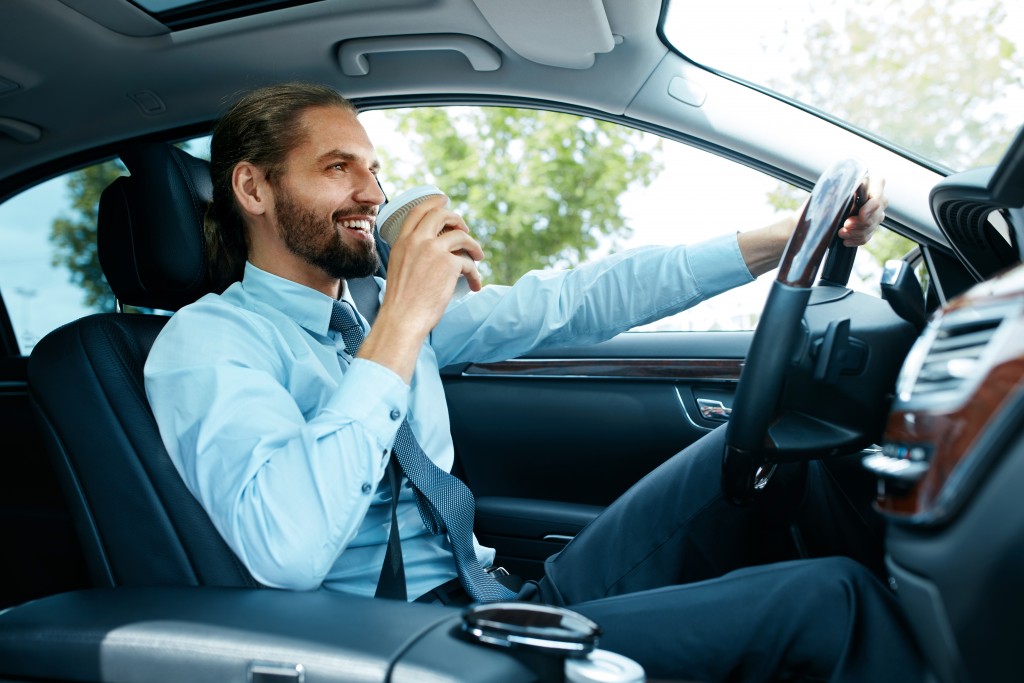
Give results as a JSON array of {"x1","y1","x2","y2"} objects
[{"x1": 330, "y1": 300, "x2": 365, "y2": 353}]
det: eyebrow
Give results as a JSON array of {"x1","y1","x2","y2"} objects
[{"x1": 318, "y1": 150, "x2": 381, "y2": 173}]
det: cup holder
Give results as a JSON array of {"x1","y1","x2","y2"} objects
[
  {"x1": 461, "y1": 602, "x2": 644, "y2": 682},
  {"x1": 462, "y1": 602, "x2": 600, "y2": 656}
]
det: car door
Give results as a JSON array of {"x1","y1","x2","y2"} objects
[{"x1": 444, "y1": 329, "x2": 751, "y2": 577}]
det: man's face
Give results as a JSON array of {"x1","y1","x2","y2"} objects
[
  {"x1": 273, "y1": 177, "x2": 381, "y2": 280},
  {"x1": 270, "y1": 106, "x2": 385, "y2": 280}
]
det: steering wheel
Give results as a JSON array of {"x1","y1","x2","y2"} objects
[{"x1": 723, "y1": 158, "x2": 869, "y2": 505}]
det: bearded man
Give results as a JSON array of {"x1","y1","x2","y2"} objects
[{"x1": 145, "y1": 81, "x2": 923, "y2": 683}]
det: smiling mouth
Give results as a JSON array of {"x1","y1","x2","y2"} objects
[{"x1": 338, "y1": 218, "x2": 373, "y2": 236}]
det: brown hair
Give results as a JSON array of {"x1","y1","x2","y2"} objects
[{"x1": 204, "y1": 82, "x2": 356, "y2": 291}]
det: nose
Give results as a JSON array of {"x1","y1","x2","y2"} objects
[{"x1": 354, "y1": 169, "x2": 386, "y2": 207}]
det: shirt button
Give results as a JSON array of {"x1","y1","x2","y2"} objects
[
  {"x1": 389, "y1": 408, "x2": 401, "y2": 421},
  {"x1": 361, "y1": 482, "x2": 372, "y2": 494}
]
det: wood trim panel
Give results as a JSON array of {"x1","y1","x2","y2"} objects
[
  {"x1": 879, "y1": 360, "x2": 1024, "y2": 516},
  {"x1": 877, "y1": 267, "x2": 1024, "y2": 518},
  {"x1": 462, "y1": 358, "x2": 744, "y2": 381}
]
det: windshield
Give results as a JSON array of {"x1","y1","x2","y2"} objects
[{"x1": 663, "y1": 0, "x2": 1024, "y2": 172}]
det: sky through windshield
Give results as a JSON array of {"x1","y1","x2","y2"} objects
[{"x1": 663, "y1": 0, "x2": 1024, "y2": 172}]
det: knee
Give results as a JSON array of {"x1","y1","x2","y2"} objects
[{"x1": 777, "y1": 557, "x2": 882, "y2": 609}]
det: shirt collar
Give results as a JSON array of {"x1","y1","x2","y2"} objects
[{"x1": 240, "y1": 262, "x2": 359, "y2": 337}]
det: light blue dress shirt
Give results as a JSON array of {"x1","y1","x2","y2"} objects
[{"x1": 144, "y1": 235, "x2": 753, "y2": 599}]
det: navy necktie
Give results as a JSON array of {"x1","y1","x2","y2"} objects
[{"x1": 330, "y1": 300, "x2": 516, "y2": 603}]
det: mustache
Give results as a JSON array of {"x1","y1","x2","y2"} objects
[{"x1": 332, "y1": 205, "x2": 379, "y2": 222}]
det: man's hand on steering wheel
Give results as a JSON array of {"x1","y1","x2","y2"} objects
[
  {"x1": 736, "y1": 175, "x2": 887, "y2": 279},
  {"x1": 837, "y1": 175, "x2": 887, "y2": 247}
]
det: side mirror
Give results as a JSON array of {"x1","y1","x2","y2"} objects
[{"x1": 880, "y1": 259, "x2": 926, "y2": 332}]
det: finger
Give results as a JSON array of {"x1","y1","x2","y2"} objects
[
  {"x1": 439, "y1": 228, "x2": 485, "y2": 262},
  {"x1": 394, "y1": 194, "x2": 450, "y2": 241},
  {"x1": 840, "y1": 232, "x2": 871, "y2": 247},
  {"x1": 460, "y1": 254, "x2": 484, "y2": 292},
  {"x1": 838, "y1": 219, "x2": 877, "y2": 246},
  {"x1": 857, "y1": 177, "x2": 888, "y2": 222},
  {"x1": 866, "y1": 175, "x2": 887, "y2": 208},
  {"x1": 841, "y1": 215, "x2": 877, "y2": 242},
  {"x1": 410, "y1": 207, "x2": 473, "y2": 245},
  {"x1": 841, "y1": 207, "x2": 880, "y2": 233},
  {"x1": 436, "y1": 212, "x2": 471, "y2": 236}
]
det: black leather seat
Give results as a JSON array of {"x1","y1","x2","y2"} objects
[{"x1": 27, "y1": 143, "x2": 259, "y2": 588}]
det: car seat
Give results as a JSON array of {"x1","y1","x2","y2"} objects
[{"x1": 26, "y1": 143, "x2": 259, "y2": 588}]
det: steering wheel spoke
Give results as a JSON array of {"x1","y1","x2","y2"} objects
[{"x1": 768, "y1": 411, "x2": 864, "y2": 460}]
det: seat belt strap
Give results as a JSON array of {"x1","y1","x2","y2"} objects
[
  {"x1": 374, "y1": 456, "x2": 407, "y2": 600},
  {"x1": 347, "y1": 276, "x2": 382, "y2": 324}
]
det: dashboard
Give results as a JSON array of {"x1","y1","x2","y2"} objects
[{"x1": 863, "y1": 128, "x2": 1024, "y2": 683}]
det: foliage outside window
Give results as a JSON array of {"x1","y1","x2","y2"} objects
[
  {"x1": 1, "y1": 107, "x2": 916, "y2": 355},
  {"x1": 375, "y1": 107, "x2": 661, "y2": 285}
]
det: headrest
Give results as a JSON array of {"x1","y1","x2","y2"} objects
[{"x1": 98, "y1": 143, "x2": 213, "y2": 311}]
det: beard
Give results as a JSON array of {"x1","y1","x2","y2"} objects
[{"x1": 274, "y1": 186, "x2": 380, "y2": 280}]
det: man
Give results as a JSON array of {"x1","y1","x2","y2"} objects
[{"x1": 145, "y1": 82, "x2": 924, "y2": 681}]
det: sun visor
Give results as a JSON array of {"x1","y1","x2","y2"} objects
[{"x1": 472, "y1": 0, "x2": 616, "y2": 69}]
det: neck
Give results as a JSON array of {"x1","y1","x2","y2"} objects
[{"x1": 248, "y1": 249, "x2": 342, "y2": 299}]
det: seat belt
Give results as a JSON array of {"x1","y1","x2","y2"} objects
[
  {"x1": 350, "y1": 228, "x2": 401, "y2": 597},
  {"x1": 347, "y1": 276, "x2": 381, "y2": 324},
  {"x1": 346, "y1": 228, "x2": 388, "y2": 324}
]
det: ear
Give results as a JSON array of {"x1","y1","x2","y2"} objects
[{"x1": 231, "y1": 161, "x2": 271, "y2": 217}]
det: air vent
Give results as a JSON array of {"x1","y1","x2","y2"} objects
[
  {"x1": 935, "y1": 199, "x2": 1019, "y2": 280},
  {"x1": 898, "y1": 305, "x2": 1011, "y2": 404},
  {"x1": 914, "y1": 318, "x2": 999, "y2": 395}
]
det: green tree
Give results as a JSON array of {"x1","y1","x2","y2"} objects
[
  {"x1": 50, "y1": 160, "x2": 124, "y2": 311},
  {"x1": 382, "y1": 107, "x2": 662, "y2": 285}
]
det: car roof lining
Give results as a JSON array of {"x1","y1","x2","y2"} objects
[
  {"x1": 0, "y1": 0, "x2": 948, "y2": 248},
  {"x1": 0, "y1": 0, "x2": 666, "y2": 183}
]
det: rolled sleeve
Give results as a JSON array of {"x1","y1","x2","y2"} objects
[{"x1": 684, "y1": 233, "x2": 755, "y2": 300}]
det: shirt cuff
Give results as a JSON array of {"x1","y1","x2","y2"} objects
[
  {"x1": 321, "y1": 358, "x2": 409, "y2": 452},
  {"x1": 685, "y1": 233, "x2": 756, "y2": 300}
]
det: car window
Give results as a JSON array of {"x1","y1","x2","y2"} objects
[
  {"x1": 0, "y1": 169, "x2": 114, "y2": 355},
  {"x1": 361, "y1": 106, "x2": 898, "y2": 332},
  {"x1": 0, "y1": 114, "x2": 904, "y2": 356},
  {"x1": 0, "y1": 139, "x2": 210, "y2": 356}
]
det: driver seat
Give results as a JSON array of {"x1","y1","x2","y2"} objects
[{"x1": 27, "y1": 143, "x2": 260, "y2": 588}]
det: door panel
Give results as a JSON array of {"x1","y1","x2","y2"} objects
[
  {"x1": 0, "y1": 360, "x2": 89, "y2": 609},
  {"x1": 444, "y1": 330, "x2": 751, "y2": 576}
]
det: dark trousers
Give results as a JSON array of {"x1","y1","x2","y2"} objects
[{"x1": 530, "y1": 426, "x2": 927, "y2": 683}]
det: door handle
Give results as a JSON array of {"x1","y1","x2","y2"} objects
[
  {"x1": 697, "y1": 398, "x2": 732, "y2": 421},
  {"x1": 542, "y1": 534, "x2": 575, "y2": 544}
]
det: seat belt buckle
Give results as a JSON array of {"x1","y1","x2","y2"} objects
[{"x1": 485, "y1": 565, "x2": 525, "y2": 593}]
